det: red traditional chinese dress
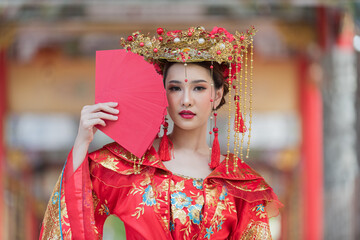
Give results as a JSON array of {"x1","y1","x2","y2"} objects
[{"x1": 40, "y1": 142, "x2": 282, "y2": 239}]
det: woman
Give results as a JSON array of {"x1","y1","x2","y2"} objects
[{"x1": 40, "y1": 26, "x2": 282, "y2": 239}]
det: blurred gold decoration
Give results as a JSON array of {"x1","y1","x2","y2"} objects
[
  {"x1": 7, "y1": 149, "x2": 29, "y2": 171},
  {"x1": 0, "y1": 23, "x2": 16, "y2": 49},
  {"x1": 276, "y1": 22, "x2": 316, "y2": 51},
  {"x1": 276, "y1": 148, "x2": 300, "y2": 171}
]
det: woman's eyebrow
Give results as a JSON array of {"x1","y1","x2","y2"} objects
[
  {"x1": 167, "y1": 79, "x2": 209, "y2": 84},
  {"x1": 168, "y1": 80, "x2": 182, "y2": 84},
  {"x1": 190, "y1": 79, "x2": 208, "y2": 84}
]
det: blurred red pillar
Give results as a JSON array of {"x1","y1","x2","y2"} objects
[
  {"x1": 0, "y1": 48, "x2": 7, "y2": 240},
  {"x1": 299, "y1": 55, "x2": 323, "y2": 240}
]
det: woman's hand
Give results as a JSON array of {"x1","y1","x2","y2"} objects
[
  {"x1": 72, "y1": 102, "x2": 119, "y2": 172},
  {"x1": 76, "y1": 102, "x2": 119, "y2": 145}
]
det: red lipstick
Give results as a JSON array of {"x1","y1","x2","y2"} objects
[{"x1": 179, "y1": 110, "x2": 195, "y2": 119}]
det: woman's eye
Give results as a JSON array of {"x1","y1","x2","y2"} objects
[
  {"x1": 169, "y1": 86, "x2": 181, "y2": 91},
  {"x1": 194, "y1": 86, "x2": 206, "y2": 91}
]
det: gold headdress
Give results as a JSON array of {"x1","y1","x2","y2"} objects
[{"x1": 120, "y1": 26, "x2": 256, "y2": 174}]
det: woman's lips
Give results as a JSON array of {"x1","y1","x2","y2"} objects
[{"x1": 179, "y1": 110, "x2": 195, "y2": 119}]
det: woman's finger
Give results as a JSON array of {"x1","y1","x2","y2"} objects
[
  {"x1": 86, "y1": 102, "x2": 119, "y2": 114},
  {"x1": 106, "y1": 102, "x2": 118, "y2": 107},
  {"x1": 88, "y1": 112, "x2": 118, "y2": 121},
  {"x1": 82, "y1": 118, "x2": 106, "y2": 129}
]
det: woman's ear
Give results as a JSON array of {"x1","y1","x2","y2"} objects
[{"x1": 214, "y1": 86, "x2": 224, "y2": 109}]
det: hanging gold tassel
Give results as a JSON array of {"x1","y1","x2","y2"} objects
[
  {"x1": 225, "y1": 64, "x2": 232, "y2": 174},
  {"x1": 246, "y1": 38, "x2": 254, "y2": 159}
]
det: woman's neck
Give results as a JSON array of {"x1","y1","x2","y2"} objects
[{"x1": 169, "y1": 124, "x2": 209, "y2": 154}]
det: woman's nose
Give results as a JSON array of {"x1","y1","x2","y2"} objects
[{"x1": 181, "y1": 89, "x2": 193, "y2": 107}]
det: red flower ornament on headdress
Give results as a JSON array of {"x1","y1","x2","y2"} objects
[
  {"x1": 223, "y1": 63, "x2": 242, "y2": 82},
  {"x1": 167, "y1": 30, "x2": 182, "y2": 38},
  {"x1": 210, "y1": 27, "x2": 235, "y2": 42}
]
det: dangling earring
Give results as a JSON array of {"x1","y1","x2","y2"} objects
[
  {"x1": 158, "y1": 117, "x2": 173, "y2": 161},
  {"x1": 209, "y1": 61, "x2": 220, "y2": 169},
  {"x1": 209, "y1": 110, "x2": 220, "y2": 169}
]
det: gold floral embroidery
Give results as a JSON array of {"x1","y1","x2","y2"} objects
[
  {"x1": 106, "y1": 142, "x2": 161, "y2": 166},
  {"x1": 251, "y1": 204, "x2": 267, "y2": 219},
  {"x1": 171, "y1": 180, "x2": 185, "y2": 192},
  {"x1": 92, "y1": 192, "x2": 100, "y2": 210},
  {"x1": 203, "y1": 186, "x2": 236, "y2": 239},
  {"x1": 240, "y1": 219, "x2": 272, "y2": 240},
  {"x1": 156, "y1": 177, "x2": 170, "y2": 192},
  {"x1": 92, "y1": 151, "x2": 145, "y2": 175},
  {"x1": 98, "y1": 199, "x2": 110, "y2": 216},
  {"x1": 167, "y1": 178, "x2": 207, "y2": 239},
  {"x1": 173, "y1": 209, "x2": 187, "y2": 225},
  {"x1": 180, "y1": 221, "x2": 193, "y2": 238},
  {"x1": 41, "y1": 176, "x2": 72, "y2": 239},
  {"x1": 225, "y1": 179, "x2": 269, "y2": 192},
  {"x1": 128, "y1": 183, "x2": 150, "y2": 218},
  {"x1": 100, "y1": 155, "x2": 120, "y2": 171},
  {"x1": 214, "y1": 202, "x2": 226, "y2": 217},
  {"x1": 60, "y1": 194, "x2": 70, "y2": 228},
  {"x1": 204, "y1": 184, "x2": 218, "y2": 207},
  {"x1": 128, "y1": 172, "x2": 167, "y2": 219},
  {"x1": 195, "y1": 195, "x2": 204, "y2": 205},
  {"x1": 146, "y1": 153, "x2": 159, "y2": 163},
  {"x1": 140, "y1": 174, "x2": 152, "y2": 186},
  {"x1": 168, "y1": 179, "x2": 205, "y2": 239}
]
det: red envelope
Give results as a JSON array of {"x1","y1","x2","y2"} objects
[{"x1": 95, "y1": 49, "x2": 167, "y2": 158}]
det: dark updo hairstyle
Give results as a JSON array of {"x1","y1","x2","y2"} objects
[{"x1": 162, "y1": 61, "x2": 229, "y2": 110}]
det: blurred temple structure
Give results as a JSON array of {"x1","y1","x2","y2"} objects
[{"x1": 0, "y1": 1, "x2": 359, "y2": 239}]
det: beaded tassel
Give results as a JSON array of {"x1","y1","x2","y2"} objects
[
  {"x1": 234, "y1": 59, "x2": 246, "y2": 135},
  {"x1": 235, "y1": 100, "x2": 246, "y2": 133},
  {"x1": 158, "y1": 118, "x2": 173, "y2": 161},
  {"x1": 233, "y1": 62, "x2": 239, "y2": 171},
  {"x1": 210, "y1": 111, "x2": 220, "y2": 169},
  {"x1": 240, "y1": 47, "x2": 249, "y2": 163},
  {"x1": 246, "y1": 39, "x2": 254, "y2": 159},
  {"x1": 131, "y1": 154, "x2": 145, "y2": 174},
  {"x1": 209, "y1": 62, "x2": 214, "y2": 164},
  {"x1": 225, "y1": 64, "x2": 232, "y2": 174},
  {"x1": 237, "y1": 53, "x2": 244, "y2": 162},
  {"x1": 131, "y1": 153, "x2": 136, "y2": 173}
]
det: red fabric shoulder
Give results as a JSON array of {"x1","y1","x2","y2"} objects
[{"x1": 207, "y1": 154, "x2": 283, "y2": 218}]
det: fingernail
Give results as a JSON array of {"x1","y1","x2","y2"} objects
[{"x1": 115, "y1": 116, "x2": 118, "y2": 119}]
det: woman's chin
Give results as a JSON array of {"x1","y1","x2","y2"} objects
[{"x1": 172, "y1": 121, "x2": 206, "y2": 132}]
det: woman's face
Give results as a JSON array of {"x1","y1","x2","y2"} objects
[{"x1": 164, "y1": 63, "x2": 223, "y2": 131}]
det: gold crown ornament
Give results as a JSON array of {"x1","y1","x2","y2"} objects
[
  {"x1": 120, "y1": 26, "x2": 257, "y2": 174},
  {"x1": 120, "y1": 26, "x2": 255, "y2": 65}
]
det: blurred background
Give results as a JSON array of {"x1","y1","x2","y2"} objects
[{"x1": 0, "y1": 0, "x2": 359, "y2": 239}]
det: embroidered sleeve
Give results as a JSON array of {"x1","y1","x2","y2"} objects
[
  {"x1": 39, "y1": 148, "x2": 110, "y2": 239},
  {"x1": 232, "y1": 200, "x2": 273, "y2": 240},
  {"x1": 39, "y1": 174, "x2": 72, "y2": 239}
]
